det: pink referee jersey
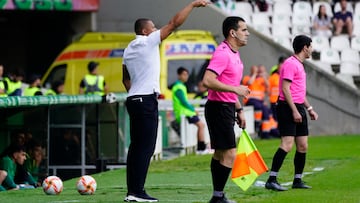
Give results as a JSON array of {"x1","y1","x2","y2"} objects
[
  {"x1": 206, "y1": 41, "x2": 244, "y2": 103},
  {"x1": 279, "y1": 55, "x2": 306, "y2": 104}
]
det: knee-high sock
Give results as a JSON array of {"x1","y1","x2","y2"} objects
[
  {"x1": 268, "y1": 148, "x2": 287, "y2": 181},
  {"x1": 294, "y1": 151, "x2": 306, "y2": 181},
  {"x1": 211, "y1": 158, "x2": 231, "y2": 192}
]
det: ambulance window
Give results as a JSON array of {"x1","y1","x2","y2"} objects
[
  {"x1": 167, "y1": 59, "x2": 209, "y2": 93},
  {"x1": 44, "y1": 64, "x2": 67, "y2": 89}
]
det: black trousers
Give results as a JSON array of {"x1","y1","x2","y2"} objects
[{"x1": 125, "y1": 93, "x2": 158, "y2": 194}]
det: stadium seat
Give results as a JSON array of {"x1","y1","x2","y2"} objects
[
  {"x1": 320, "y1": 49, "x2": 341, "y2": 65},
  {"x1": 339, "y1": 61, "x2": 360, "y2": 75},
  {"x1": 350, "y1": 36, "x2": 360, "y2": 51},
  {"x1": 353, "y1": 24, "x2": 360, "y2": 36},
  {"x1": 272, "y1": 25, "x2": 291, "y2": 38},
  {"x1": 273, "y1": 36, "x2": 292, "y2": 49},
  {"x1": 252, "y1": 24, "x2": 272, "y2": 37},
  {"x1": 273, "y1": 2, "x2": 292, "y2": 16},
  {"x1": 353, "y1": 13, "x2": 360, "y2": 26},
  {"x1": 333, "y1": 1, "x2": 354, "y2": 13},
  {"x1": 272, "y1": 13, "x2": 291, "y2": 27},
  {"x1": 355, "y1": 2, "x2": 360, "y2": 15},
  {"x1": 292, "y1": 14, "x2": 311, "y2": 26},
  {"x1": 293, "y1": 1, "x2": 313, "y2": 20},
  {"x1": 272, "y1": 0, "x2": 292, "y2": 3},
  {"x1": 234, "y1": 2, "x2": 254, "y2": 19},
  {"x1": 341, "y1": 49, "x2": 360, "y2": 63},
  {"x1": 292, "y1": 24, "x2": 311, "y2": 36},
  {"x1": 330, "y1": 35, "x2": 350, "y2": 51},
  {"x1": 312, "y1": 2, "x2": 333, "y2": 18},
  {"x1": 252, "y1": 13, "x2": 271, "y2": 26},
  {"x1": 312, "y1": 36, "x2": 330, "y2": 52}
]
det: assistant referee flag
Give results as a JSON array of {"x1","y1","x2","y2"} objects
[{"x1": 231, "y1": 129, "x2": 268, "y2": 191}]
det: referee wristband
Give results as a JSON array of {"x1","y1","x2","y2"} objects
[
  {"x1": 236, "y1": 108, "x2": 243, "y2": 113},
  {"x1": 307, "y1": 106, "x2": 313, "y2": 111}
]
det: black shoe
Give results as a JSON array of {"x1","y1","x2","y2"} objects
[
  {"x1": 124, "y1": 191, "x2": 158, "y2": 202},
  {"x1": 209, "y1": 194, "x2": 236, "y2": 203},
  {"x1": 292, "y1": 181, "x2": 312, "y2": 189},
  {"x1": 265, "y1": 180, "x2": 288, "y2": 191}
]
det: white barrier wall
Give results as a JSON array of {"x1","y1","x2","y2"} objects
[
  {"x1": 153, "y1": 116, "x2": 163, "y2": 160},
  {"x1": 179, "y1": 106, "x2": 254, "y2": 155}
]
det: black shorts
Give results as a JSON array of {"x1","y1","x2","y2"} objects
[
  {"x1": 187, "y1": 115, "x2": 200, "y2": 124},
  {"x1": 277, "y1": 101, "x2": 309, "y2": 136},
  {"x1": 205, "y1": 100, "x2": 236, "y2": 150}
]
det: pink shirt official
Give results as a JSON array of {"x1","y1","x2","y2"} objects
[{"x1": 206, "y1": 41, "x2": 244, "y2": 103}]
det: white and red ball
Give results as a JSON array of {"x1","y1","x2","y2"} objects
[
  {"x1": 42, "y1": 176, "x2": 63, "y2": 195},
  {"x1": 76, "y1": 175, "x2": 97, "y2": 195}
]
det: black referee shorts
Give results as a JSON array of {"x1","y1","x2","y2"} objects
[
  {"x1": 277, "y1": 100, "x2": 309, "y2": 136},
  {"x1": 205, "y1": 100, "x2": 236, "y2": 150}
]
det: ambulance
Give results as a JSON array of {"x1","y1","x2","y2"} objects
[
  {"x1": 41, "y1": 30, "x2": 217, "y2": 98},
  {"x1": 41, "y1": 32, "x2": 135, "y2": 94},
  {"x1": 159, "y1": 30, "x2": 217, "y2": 99}
]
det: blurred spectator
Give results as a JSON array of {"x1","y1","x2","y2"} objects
[
  {"x1": 23, "y1": 74, "x2": 43, "y2": 96},
  {"x1": 79, "y1": 61, "x2": 107, "y2": 96},
  {"x1": 215, "y1": 0, "x2": 236, "y2": 15},
  {"x1": 0, "y1": 144, "x2": 37, "y2": 190},
  {"x1": 0, "y1": 65, "x2": 6, "y2": 97},
  {"x1": 255, "y1": 0, "x2": 268, "y2": 12},
  {"x1": 332, "y1": 0, "x2": 353, "y2": 37},
  {"x1": 3, "y1": 68, "x2": 24, "y2": 96},
  {"x1": 242, "y1": 65, "x2": 278, "y2": 139},
  {"x1": 313, "y1": 4, "x2": 333, "y2": 38},
  {"x1": 194, "y1": 80, "x2": 208, "y2": 107},
  {"x1": 269, "y1": 56, "x2": 286, "y2": 121},
  {"x1": 24, "y1": 139, "x2": 44, "y2": 186},
  {"x1": 45, "y1": 80, "x2": 64, "y2": 95}
]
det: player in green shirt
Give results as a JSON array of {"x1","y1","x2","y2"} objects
[{"x1": 0, "y1": 144, "x2": 36, "y2": 190}]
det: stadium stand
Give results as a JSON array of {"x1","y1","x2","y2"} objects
[
  {"x1": 312, "y1": 1, "x2": 333, "y2": 18},
  {"x1": 341, "y1": 49, "x2": 360, "y2": 63},
  {"x1": 330, "y1": 35, "x2": 351, "y2": 51},
  {"x1": 350, "y1": 36, "x2": 360, "y2": 51}
]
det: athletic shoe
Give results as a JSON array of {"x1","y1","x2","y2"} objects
[
  {"x1": 265, "y1": 180, "x2": 288, "y2": 191},
  {"x1": 196, "y1": 148, "x2": 214, "y2": 155},
  {"x1": 292, "y1": 181, "x2": 312, "y2": 189},
  {"x1": 209, "y1": 194, "x2": 236, "y2": 203},
  {"x1": 124, "y1": 192, "x2": 158, "y2": 202}
]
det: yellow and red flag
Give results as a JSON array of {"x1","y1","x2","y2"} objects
[{"x1": 231, "y1": 129, "x2": 268, "y2": 191}]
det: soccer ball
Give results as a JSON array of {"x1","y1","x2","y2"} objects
[
  {"x1": 105, "y1": 92, "x2": 117, "y2": 103},
  {"x1": 76, "y1": 175, "x2": 97, "y2": 195},
  {"x1": 42, "y1": 176, "x2": 63, "y2": 195}
]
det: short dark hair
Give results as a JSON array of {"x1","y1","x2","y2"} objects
[
  {"x1": 222, "y1": 16, "x2": 245, "y2": 38},
  {"x1": 177, "y1": 66, "x2": 188, "y2": 75},
  {"x1": 88, "y1": 61, "x2": 99, "y2": 72},
  {"x1": 6, "y1": 143, "x2": 25, "y2": 157},
  {"x1": 292, "y1": 35, "x2": 312, "y2": 54},
  {"x1": 134, "y1": 18, "x2": 151, "y2": 35}
]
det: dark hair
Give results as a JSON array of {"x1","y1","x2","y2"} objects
[
  {"x1": 134, "y1": 18, "x2": 151, "y2": 35},
  {"x1": 87, "y1": 61, "x2": 99, "y2": 72},
  {"x1": 177, "y1": 66, "x2": 188, "y2": 75},
  {"x1": 4, "y1": 143, "x2": 25, "y2": 157},
  {"x1": 317, "y1": 5, "x2": 328, "y2": 20},
  {"x1": 278, "y1": 55, "x2": 286, "y2": 64},
  {"x1": 292, "y1": 35, "x2": 312, "y2": 54},
  {"x1": 222, "y1": 16, "x2": 245, "y2": 38},
  {"x1": 51, "y1": 80, "x2": 64, "y2": 93}
]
